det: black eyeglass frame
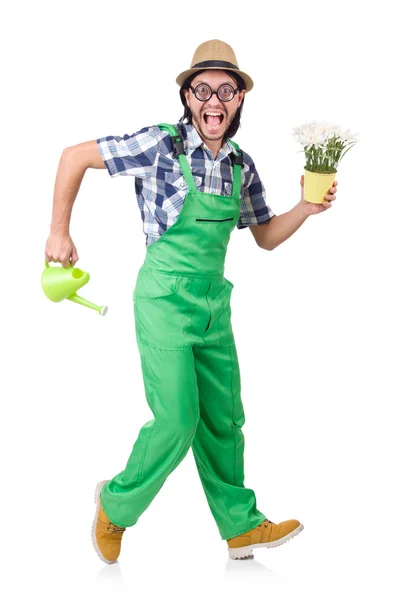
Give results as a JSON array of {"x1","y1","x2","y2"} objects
[{"x1": 188, "y1": 83, "x2": 240, "y2": 102}]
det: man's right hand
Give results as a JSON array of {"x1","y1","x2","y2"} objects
[{"x1": 45, "y1": 232, "x2": 79, "y2": 268}]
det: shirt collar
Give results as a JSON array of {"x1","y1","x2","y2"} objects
[{"x1": 178, "y1": 122, "x2": 239, "y2": 160}]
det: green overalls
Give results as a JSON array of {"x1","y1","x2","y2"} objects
[{"x1": 100, "y1": 123, "x2": 266, "y2": 540}]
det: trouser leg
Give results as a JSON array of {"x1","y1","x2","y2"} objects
[
  {"x1": 100, "y1": 338, "x2": 200, "y2": 528},
  {"x1": 191, "y1": 336, "x2": 266, "y2": 540}
]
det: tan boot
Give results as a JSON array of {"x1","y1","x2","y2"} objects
[
  {"x1": 227, "y1": 518, "x2": 304, "y2": 559},
  {"x1": 91, "y1": 480, "x2": 126, "y2": 564}
]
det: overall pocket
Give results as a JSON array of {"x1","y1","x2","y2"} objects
[
  {"x1": 133, "y1": 270, "x2": 183, "y2": 347},
  {"x1": 223, "y1": 276, "x2": 234, "y2": 290},
  {"x1": 196, "y1": 217, "x2": 235, "y2": 222},
  {"x1": 133, "y1": 268, "x2": 179, "y2": 300}
]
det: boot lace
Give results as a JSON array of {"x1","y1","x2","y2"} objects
[
  {"x1": 261, "y1": 519, "x2": 274, "y2": 528},
  {"x1": 107, "y1": 523, "x2": 126, "y2": 533}
]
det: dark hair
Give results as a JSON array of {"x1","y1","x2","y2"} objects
[{"x1": 178, "y1": 69, "x2": 246, "y2": 143}]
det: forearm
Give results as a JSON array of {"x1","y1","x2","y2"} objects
[
  {"x1": 259, "y1": 203, "x2": 308, "y2": 250},
  {"x1": 49, "y1": 147, "x2": 87, "y2": 234}
]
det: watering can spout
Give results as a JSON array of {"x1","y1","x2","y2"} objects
[
  {"x1": 68, "y1": 293, "x2": 108, "y2": 316},
  {"x1": 41, "y1": 260, "x2": 108, "y2": 316}
]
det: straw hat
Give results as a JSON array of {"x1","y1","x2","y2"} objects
[{"x1": 176, "y1": 39, "x2": 254, "y2": 93}]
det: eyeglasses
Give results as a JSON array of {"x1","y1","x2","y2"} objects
[{"x1": 189, "y1": 83, "x2": 239, "y2": 102}]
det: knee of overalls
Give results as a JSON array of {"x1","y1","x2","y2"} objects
[{"x1": 150, "y1": 408, "x2": 199, "y2": 454}]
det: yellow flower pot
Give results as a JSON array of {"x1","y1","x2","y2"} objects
[{"x1": 303, "y1": 168, "x2": 337, "y2": 204}]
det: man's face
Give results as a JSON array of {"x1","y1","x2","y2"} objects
[{"x1": 183, "y1": 70, "x2": 246, "y2": 143}]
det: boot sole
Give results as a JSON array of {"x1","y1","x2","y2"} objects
[
  {"x1": 91, "y1": 479, "x2": 116, "y2": 564},
  {"x1": 228, "y1": 523, "x2": 304, "y2": 560}
]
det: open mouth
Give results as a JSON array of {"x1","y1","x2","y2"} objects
[{"x1": 203, "y1": 112, "x2": 225, "y2": 131}]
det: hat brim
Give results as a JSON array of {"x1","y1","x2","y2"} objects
[{"x1": 176, "y1": 67, "x2": 253, "y2": 92}]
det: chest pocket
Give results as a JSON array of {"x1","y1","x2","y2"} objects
[
  {"x1": 223, "y1": 181, "x2": 234, "y2": 197},
  {"x1": 164, "y1": 172, "x2": 202, "y2": 192}
]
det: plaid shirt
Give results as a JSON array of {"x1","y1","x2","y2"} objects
[{"x1": 96, "y1": 122, "x2": 275, "y2": 247}]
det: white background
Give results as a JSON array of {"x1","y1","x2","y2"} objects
[{"x1": 2, "y1": 0, "x2": 396, "y2": 598}]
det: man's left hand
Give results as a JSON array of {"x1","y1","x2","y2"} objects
[{"x1": 299, "y1": 174, "x2": 338, "y2": 216}]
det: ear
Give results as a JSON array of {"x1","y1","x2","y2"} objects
[
  {"x1": 183, "y1": 88, "x2": 190, "y2": 107},
  {"x1": 238, "y1": 89, "x2": 246, "y2": 108}
]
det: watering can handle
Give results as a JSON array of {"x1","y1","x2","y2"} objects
[{"x1": 44, "y1": 260, "x2": 73, "y2": 269}]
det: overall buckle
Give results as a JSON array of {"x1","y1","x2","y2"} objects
[
  {"x1": 231, "y1": 152, "x2": 244, "y2": 166},
  {"x1": 170, "y1": 135, "x2": 185, "y2": 157}
]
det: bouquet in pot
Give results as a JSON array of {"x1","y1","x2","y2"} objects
[{"x1": 292, "y1": 121, "x2": 359, "y2": 203}]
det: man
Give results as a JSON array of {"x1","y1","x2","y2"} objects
[{"x1": 45, "y1": 39, "x2": 338, "y2": 562}]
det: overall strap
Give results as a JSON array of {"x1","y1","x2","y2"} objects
[
  {"x1": 157, "y1": 123, "x2": 197, "y2": 193},
  {"x1": 229, "y1": 139, "x2": 243, "y2": 199}
]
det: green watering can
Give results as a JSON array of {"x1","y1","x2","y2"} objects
[{"x1": 41, "y1": 260, "x2": 108, "y2": 316}]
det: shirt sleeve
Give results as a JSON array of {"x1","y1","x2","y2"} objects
[
  {"x1": 236, "y1": 151, "x2": 275, "y2": 229},
  {"x1": 96, "y1": 125, "x2": 161, "y2": 178}
]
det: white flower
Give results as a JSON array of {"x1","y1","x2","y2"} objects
[
  {"x1": 293, "y1": 121, "x2": 328, "y2": 147},
  {"x1": 292, "y1": 120, "x2": 359, "y2": 148},
  {"x1": 292, "y1": 121, "x2": 329, "y2": 148},
  {"x1": 338, "y1": 127, "x2": 360, "y2": 143},
  {"x1": 322, "y1": 121, "x2": 339, "y2": 136}
]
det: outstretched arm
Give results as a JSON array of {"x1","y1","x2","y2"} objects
[{"x1": 249, "y1": 175, "x2": 338, "y2": 250}]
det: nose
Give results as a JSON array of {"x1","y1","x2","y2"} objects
[{"x1": 203, "y1": 102, "x2": 225, "y2": 115}]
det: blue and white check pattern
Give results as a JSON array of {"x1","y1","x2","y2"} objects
[{"x1": 96, "y1": 122, "x2": 275, "y2": 246}]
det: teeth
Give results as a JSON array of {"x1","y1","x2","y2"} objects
[{"x1": 203, "y1": 111, "x2": 224, "y2": 129}]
